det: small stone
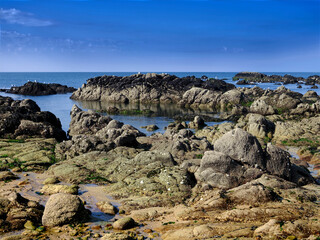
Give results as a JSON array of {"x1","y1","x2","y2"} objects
[
  {"x1": 112, "y1": 217, "x2": 136, "y2": 230},
  {"x1": 11, "y1": 167, "x2": 22, "y2": 172},
  {"x1": 24, "y1": 220, "x2": 36, "y2": 230},
  {"x1": 43, "y1": 177, "x2": 59, "y2": 185},
  {"x1": 143, "y1": 228, "x2": 153, "y2": 233},
  {"x1": 96, "y1": 201, "x2": 118, "y2": 215}
]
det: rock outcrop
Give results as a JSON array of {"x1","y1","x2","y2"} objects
[
  {"x1": 234, "y1": 72, "x2": 319, "y2": 85},
  {"x1": 3, "y1": 82, "x2": 76, "y2": 96},
  {"x1": 71, "y1": 73, "x2": 235, "y2": 103},
  {"x1": 0, "y1": 96, "x2": 66, "y2": 141},
  {"x1": 195, "y1": 128, "x2": 314, "y2": 189},
  {"x1": 55, "y1": 105, "x2": 145, "y2": 159}
]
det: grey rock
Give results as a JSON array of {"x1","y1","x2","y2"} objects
[
  {"x1": 42, "y1": 193, "x2": 90, "y2": 227},
  {"x1": 214, "y1": 128, "x2": 266, "y2": 168}
]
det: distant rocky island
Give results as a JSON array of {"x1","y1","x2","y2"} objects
[
  {"x1": 0, "y1": 73, "x2": 319, "y2": 239},
  {"x1": 1, "y1": 82, "x2": 76, "y2": 96},
  {"x1": 234, "y1": 72, "x2": 320, "y2": 88}
]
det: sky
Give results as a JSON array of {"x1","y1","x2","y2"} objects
[{"x1": 0, "y1": 0, "x2": 319, "y2": 72}]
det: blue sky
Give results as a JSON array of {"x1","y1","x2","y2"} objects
[{"x1": 0, "y1": 0, "x2": 319, "y2": 72}]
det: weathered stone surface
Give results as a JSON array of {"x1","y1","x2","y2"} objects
[
  {"x1": 71, "y1": 73, "x2": 235, "y2": 104},
  {"x1": 96, "y1": 201, "x2": 118, "y2": 215},
  {"x1": 250, "y1": 99, "x2": 275, "y2": 115},
  {"x1": 0, "y1": 96, "x2": 66, "y2": 141},
  {"x1": 214, "y1": 128, "x2": 265, "y2": 168},
  {"x1": 42, "y1": 193, "x2": 90, "y2": 227},
  {"x1": 0, "y1": 191, "x2": 43, "y2": 232},
  {"x1": 112, "y1": 217, "x2": 136, "y2": 230},
  {"x1": 266, "y1": 144, "x2": 291, "y2": 179},
  {"x1": 195, "y1": 151, "x2": 263, "y2": 189},
  {"x1": 40, "y1": 184, "x2": 79, "y2": 195},
  {"x1": 55, "y1": 105, "x2": 145, "y2": 159},
  {"x1": 0, "y1": 138, "x2": 57, "y2": 172}
]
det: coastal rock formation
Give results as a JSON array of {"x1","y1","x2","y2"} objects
[
  {"x1": 42, "y1": 193, "x2": 90, "y2": 227},
  {"x1": 0, "y1": 138, "x2": 57, "y2": 172},
  {"x1": 70, "y1": 73, "x2": 235, "y2": 103},
  {"x1": 139, "y1": 128, "x2": 213, "y2": 163},
  {"x1": 195, "y1": 128, "x2": 313, "y2": 189},
  {"x1": 3, "y1": 82, "x2": 76, "y2": 96},
  {"x1": 233, "y1": 72, "x2": 317, "y2": 85},
  {"x1": 0, "y1": 96, "x2": 66, "y2": 141},
  {"x1": 0, "y1": 191, "x2": 44, "y2": 232},
  {"x1": 55, "y1": 105, "x2": 145, "y2": 159}
]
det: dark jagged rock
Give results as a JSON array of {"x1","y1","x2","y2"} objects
[
  {"x1": 234, "y1": 72, "x2": 319, "y2": 85},
  {"x1": 3, "y1": 82, "x2": 76, "y2": 96},
  {"x1": 0, "y1": 96, "x2": 66, "y2": 141},
  {"x1": 70, "y1": 73, "x2": 235, "y2": 103},
  {"x1": 55, "y1": 105, "x2": 145, "y2": 160}
]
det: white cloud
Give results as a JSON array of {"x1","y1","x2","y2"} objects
[{"x1": 0, "y1": 8, "x2": 53, "y2": 27}]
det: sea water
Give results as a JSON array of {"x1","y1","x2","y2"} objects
[{"x1": 0, "y1": 72, "x2": 319, "y2": 134}]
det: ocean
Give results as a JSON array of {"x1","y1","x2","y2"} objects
[{"x1": 0, "y1": 72, "x2": 319, "y2": 134}]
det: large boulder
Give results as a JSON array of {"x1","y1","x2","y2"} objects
[
  {"x1": 265, "y1": 143, "x2": 291, "y2": 180},
  {"x1": 42, "y1": 193, "x2": 90, "y2": 227},
  {"x1": 250, "y1": 99, "x2": 275, "y2": 115},
  {"x1": 195, "y1": 151, "x2": 263, "y2": 189},
  {"x1": 214, "y1": 128, "x2": 266, "y2": 168}
]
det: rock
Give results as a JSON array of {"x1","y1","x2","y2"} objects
[
  {"x1": 42, "y1": 177, "x2": 59, "y2": 185},
  {"x1": 24, "y1": 220, "x2": 36, "y2": 230},
  {"x1": 0, "y1": 96, "x2": 66, "y2": 141},
  {"x1": 112, "y1": 217, "x2": 136, "y2": 230},
  {"x1": 144, "y1": 124, "x2": 159, "y2": 131},
  {"x1": 5, "y1": 82, "x2": 76, "y2": 96},
  {"x1": 96, "y1": 201, "x2": 118, "y2": 215},
  {"x1": 40, "y1": 184, "x2": 79, "y2": 195},
  {"x1": 266, "y1": 144, "x2": 291, "y2": 179},
  {"x1": 0, "y1": 171, "x2": 18, "y2": 181},
  {"x1": 0, "y1": 138, "x2": 57, "y2": 172},
  {"x1": 244, "y1": 113, "x2": 275, "y2": 139},
  {"x1": 214, "y1": 128, "x2": 266, "y2": 168},
  {"x1": 140, "y1": 128, "x2": 213, "y2": 163},
  {"x1": 188, "y1": 116, "x2": 206, "y2": 129},
  {"x1": 0, "y1": 191, "x2": 43, "y2": 232},
  {"x1": 55, "y1": 105, "x2": 145, "y2": 159},
  {"x1": 42, "y1": 193, "x2": 90, "y2": 227},
  {"x1": 71, "y1": 73, "x2": 235, "y2": 104},
  {"x1": 250, "y1": 99, "x2": 275, "y2": 115},
  {"x1": 195, "y1": 151, "x2": 263, "y2": 189}
]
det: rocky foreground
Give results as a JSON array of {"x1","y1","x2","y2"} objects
[
  {"x1": 1, "y1": 82, "x2": 76, "y2": 96},
  {"x1": 0, "y1": 88, "x2": 320, "y2": 239}
]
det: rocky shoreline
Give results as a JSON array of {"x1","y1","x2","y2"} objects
[
  {"x1": 0, "y1": 75, "x2": 320, "y2": 239},
  {"x1": 0, "y1": 82, "x2": 76, "y2": 96}
]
